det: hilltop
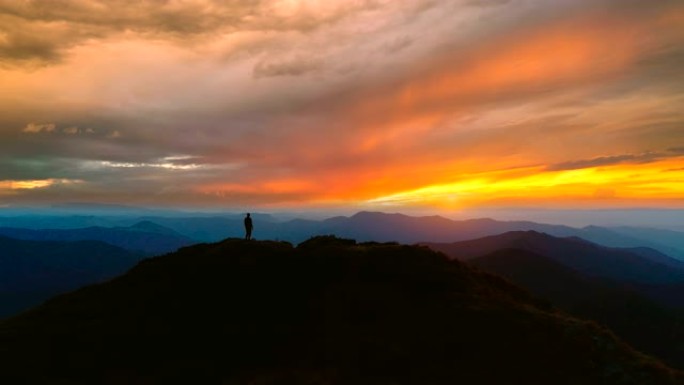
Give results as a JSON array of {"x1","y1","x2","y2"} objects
[{"x1": 0, "y1": 237, "x2": 681, "y2": 384}]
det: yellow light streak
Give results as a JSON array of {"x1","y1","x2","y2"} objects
[
  {"x1": 367, "y1": 158, "x2": 684, "y2": 208},
  {"x1": 0, "y1": 179, "x2": 83, "y2": 192}
]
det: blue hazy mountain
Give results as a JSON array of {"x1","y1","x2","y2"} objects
[
  {"x1": 0, "y1": 235, "x2": 142, "y2": 318},
  {"x1": 0, "y1": 237, "x2": 680, "y2": 384},
  {"x1": 0, "y1": 221, "x2": 195, "y2": 255},
  {"x1": 567, "y1": 225, "x2": 684, "y2": 261}
]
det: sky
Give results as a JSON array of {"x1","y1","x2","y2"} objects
[{"x1": 1, "y1": 0, "x2": 683, "y2": 212}]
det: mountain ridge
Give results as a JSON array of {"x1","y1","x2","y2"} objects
[
  {"x1": 1, "y1": 211, "x2": 682, "y2": 261},
  {"x1": 424, "y1": 230, "x2": 684, "y2": 285},
  {"x1": 0, "y1": 222, "x2": 195, "y2": 255}
]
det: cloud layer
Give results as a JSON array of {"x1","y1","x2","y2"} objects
[{"x1": 1, "y1": 0, "x2": 683, "y2": 209}]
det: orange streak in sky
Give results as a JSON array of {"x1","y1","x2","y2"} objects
[
  {"x1": 367, "y1": 158, "x2": 684, "y2": 209},
  {"x1": 351, "y1": 14, "x2": 643, "y2": 126}
]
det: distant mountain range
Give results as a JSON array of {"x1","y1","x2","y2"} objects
[
  {"x1": 156, "y1": 211, "x2": 684, "y2": 260},
  {"x1": 424, "y1": 231, "x2": 684, "y2": 285},
  {"x1": 0, "y1": 237, "x2": 680, "y2": 384},
  {"x1": 336, "y1": 212, "x2": 684, "y2": 260},
  {"x1": 0, "y1": 221, "x2": 195, "y2": 255},
  {"x1": 1, "y1": 211, "x2": 682, "y2": 260},
  {"x1": 0, "y1": 235, "x2": 142, "y2": 318}
]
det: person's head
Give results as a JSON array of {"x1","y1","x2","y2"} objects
[{"x1": 246, "y1": 213, "x2": 250, "y2": 217}]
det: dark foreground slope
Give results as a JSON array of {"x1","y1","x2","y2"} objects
[{"x1": 0, "y1": 237, "x2": 681, "y2": 385}]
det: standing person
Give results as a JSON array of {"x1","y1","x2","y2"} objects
[{"x1": 244, "y1": 213, "x2": 253, "y2": 240}]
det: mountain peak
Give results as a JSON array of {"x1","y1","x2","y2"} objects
[
  {"x1": 129, "y1": 220, "x2": 179, "y2": 235},
  {"x1": 350, "y1": 210, "x2": 405, "y2": 219}
]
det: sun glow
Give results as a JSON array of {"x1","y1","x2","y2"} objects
[{"x1": 367, "y1": 159, "x2": 684, "y2": 208}]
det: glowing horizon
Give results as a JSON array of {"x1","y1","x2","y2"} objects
[{"x1": 1, "y1": 0, "x2": 683, "y2": 210}]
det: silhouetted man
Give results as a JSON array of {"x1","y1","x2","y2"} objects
[{"x1": 244, "y1": 213, "x2": 253, "y2": 240}]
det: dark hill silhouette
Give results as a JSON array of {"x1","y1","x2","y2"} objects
[
  {"x1": 0, "y1": 235, "x2": 142, "y2": 318},
  {"x1": 470, "y1": 248, "x2": 684, "y2": 369},
  {"x1": 424, "y1": 231, "x2": 684, "y2": 285},
  {"x1": 471, "y1": 248, "x2": 593, "y2": 305},
  {"x1": 0, "y1": 221, "x2": 195, "y2": 255},
  {"x1": 635, "y1": 283, "x2": 684, "y2": 311},
  {"x1": 0, "y1": 237, "x2": 681, "y2": 384}
]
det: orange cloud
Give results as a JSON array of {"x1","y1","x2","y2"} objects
[{"x1": 354, "y1": 12, "x2": 647, "y2": 123}]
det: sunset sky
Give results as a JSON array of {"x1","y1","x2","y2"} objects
[{"x1": 1, "y1": 0, "x2": 683, "y2": 212}]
